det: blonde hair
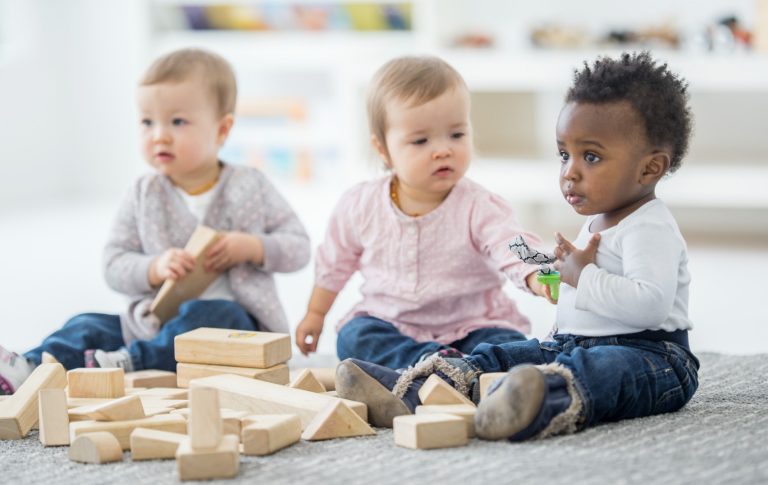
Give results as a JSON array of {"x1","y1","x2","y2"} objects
[
  {"x1": 140, "y1": 48, "x2": 237, "y2": 117},
  {"x1": 367, "y1": 56, "x2": 468, "y2": 155}
]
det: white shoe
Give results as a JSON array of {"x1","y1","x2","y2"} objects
[
  {"x1": 93, "y1": 348, "x2": 133, "y2": 372},
  {"x1": 0, "y1": 345, "x2": 34, "y2": 395}
]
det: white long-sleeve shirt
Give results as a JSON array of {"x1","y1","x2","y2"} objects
[{"x1": 555, "y1": 199, "x2": 693, "y2": 336}]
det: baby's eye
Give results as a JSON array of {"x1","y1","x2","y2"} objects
[
  {"x1": 451, "y1": 132, "x2": 465, "y2": 139},
  {"x1": 584, "y1": 152, "x2": 601, "y2": 164},
  {"x1": 172, "y1": 118, "x2": 187, "y2": 126},
  {"x1": 558, "y1": 151, "x2": 569, "y2": 163},
  {"x1": 412, "y1": 138, "x2": 427, "y2": 145},
  {"x1": 141, "y1": 119, "x2": 152, "y2": 127}
]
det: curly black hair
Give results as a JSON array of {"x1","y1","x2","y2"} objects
[{"x1": 566, "y1": 52, "x2": 693, "y2": 173}]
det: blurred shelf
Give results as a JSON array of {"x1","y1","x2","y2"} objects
[{"x1": 469, "y1": 158, "x2": 768, "y2": 209}]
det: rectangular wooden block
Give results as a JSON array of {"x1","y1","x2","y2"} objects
[
  {"x1": 0, "y1": 363, "x2": 66, "y2": 439},
  {"x1": 189, "y1": 374, "x2": 367, "y2": 430},
  {"x1": 70, "y1": 414, "x2": 187, "y2": 450},
  {"x1": 479, "y1": 372, "x2": 507, "y2": 399},
  {"x1": 150, "y1": 225, "x2": 222, "y2": 323},
  {"x1": 130, "y1": 428, "x2": 186, "y2": 460},
  {"x1": 38, "y1": 388, "x2": 70, "y2": 446},
  {"x1": 124, "y1": 370, "x2": 177, "y2": 389},
  {"x1": 86, "y1": 395, "x2": 145, "y2": 421},
  {"x1": 175, "y1": 327, "x2": 291, "y2": 369},
  {"x1": 415, "y1": 404, "x2": 476, "y2": 438},
  {"x1": 393, "y1": 414, "x2": 468, "y2": 450},
  {"x1": 176, "y1": 434, "x2": 239, "y2": 480},
  {"x1": 172, "y1": 408, "x2": 246, "y2": 439},
  {"x1": 128, "y1": 387, "x2": 188, "y2": 400},
  {"x1": 67, "y1": 368, "x2": 125, "y2": 399},
  {"x1": 176, "y1": 362, "x2": 289, "y2": 388},
  {"x1": 188, "y1": 386, "x2": 222, "y2": 449},
  {"x1": 241, "y1": 414, "x2": 301, "y2": 456}
]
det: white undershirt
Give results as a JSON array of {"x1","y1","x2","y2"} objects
[
  {"x1": 555, "y1": 199, "x2": 693, "y2": 336},
  {"x1": 175, "y1": 185, "x2": 236, "y2": 302}
]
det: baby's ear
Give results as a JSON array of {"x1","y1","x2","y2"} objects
[
  {"x1": 217, "y1": 114, "x2": 235, "y2": 144},
  {"x1": 371, "y1": 135, "x2": 391, "y2": 167},
  {"x1": 640, "y1": 151, "x2": 671, "y2": 184}
]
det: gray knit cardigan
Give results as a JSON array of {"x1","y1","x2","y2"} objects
[{"x1": 102, "y1": 163, "x2": 310, "y2": 343}]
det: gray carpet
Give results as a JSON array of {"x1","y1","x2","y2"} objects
[{"x1": 1, "y1": 352, "x2": 766, "y2": 485}]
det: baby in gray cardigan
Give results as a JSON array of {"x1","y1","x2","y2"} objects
[{"x1": 0, "y1": 49, "x2": 309, "y2": 391}]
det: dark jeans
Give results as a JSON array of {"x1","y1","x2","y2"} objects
[
  {"x1": 24, "y1": 299, "x2": 257, "y2": 371},
  {"x1": 336, "y1": 315, "x2": 527, "y2": 369},
  {"x1": 466, "y1": 333, "x2": 700, "y2": 427}
]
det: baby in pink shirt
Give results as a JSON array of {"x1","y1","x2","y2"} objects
[{"x1": 295, "y1": 56, "x2": 554, "y2": 368}]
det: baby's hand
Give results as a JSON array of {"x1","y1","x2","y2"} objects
[
  {"x1": 295, "y1": 312, "x2": 324, "y2": 356},
  {"x1": 526, "y1": 272, "x2": 557, "y2": 304},
  {"x1": 205, "y1": 232, "x2": 263, "y2": 272},
  {"x1": 150, "y1": 248, "x2": 195, "y2": 285},
  {"x1": 553, "y1": 232, "x2": 600, "y2": 288}
]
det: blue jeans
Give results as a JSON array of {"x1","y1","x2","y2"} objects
[
  {"x1": 336, "y1": 315, "x2": 527, "y2": 369},
  {"x1": 24, "y1": 299, "x2": 257, "y2": 371},
  {"x1": 466, "y1": 333, "x2": 700, "y2": 428}
]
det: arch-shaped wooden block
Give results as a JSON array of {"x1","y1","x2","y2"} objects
[{"x1": 69, "y1": 432, "x2": 124, "y2": 464}]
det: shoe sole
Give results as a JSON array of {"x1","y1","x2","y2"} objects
[
  {"x1": 474, "y1": 365, "x2": 546, "y2": 440},
  {"x1": 335, "y1": 360, "x2": 411, "y2": 428}
]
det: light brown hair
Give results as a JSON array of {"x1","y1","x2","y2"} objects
[
  {"x1": 367, "y1": 56, "x2": 468, "y2": 156},
  {"x1": 140, "y1": 48, "x2": 237, "y2": 117}
]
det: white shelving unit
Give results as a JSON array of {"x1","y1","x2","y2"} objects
[{"x1": 146, "y1": 0, "x2": 768, "y2": 238}]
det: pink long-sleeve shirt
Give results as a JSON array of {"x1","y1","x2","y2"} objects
[{"x1": 315, "y1": 175, "x2": 542, "y2": 344}]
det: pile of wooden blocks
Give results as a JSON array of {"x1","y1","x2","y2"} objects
[{"x1": 0, "y1": 327, "x2": 507, "y2": 481}]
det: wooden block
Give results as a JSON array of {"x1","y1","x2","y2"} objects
[
  {"x1": 128, "y1": 387, "x2": 188, "y2": 400},
  {"x1": 479, "y1": 372, "x2": 507, "y2": 399},
  {"x1": 174, "y1": 327, "x2": 291, "y2": 368},
  {"x1": 189, "y1": 374, "x2": 367, "y2": 430},
  {"x1": 176, "y1": 362, "x2": 289, "y2": 388},
  {"x1": 393, "y1": 414, "x2": 468, "y2": 450},
  {"x1": 124, "y1": 370, "x2": 177, "y2": 389},
  {"x1": 757, "y1": 0, "x2": 768, "y2": 53},
  {"x1": 172, "y1": 408, "x2": 246, "y2": 438},
  {"x1": 416, "y1": 404, "x2": 476, "y2": 438},
  {"x1": 301, "y1": 401, "x2": 375, "y2": 441},
  {"x1": 86, "y1": 395, "x2": 145, "y2": 421},
  {"x1": 41, "y1": 352, "x2": 60, "y2": 364},
  {"x1": 130, "y1": 428, "x2": 186, "y2": 460},
  {"x1": 289, "y1": 368, "x2": 326, "y2": 393},
  {"x1": 0, "y1": 363, "x2": 66, "y2": 439},
  {"x1": 70, "y1": 414, "x2": 186, "y2": 450},
  {"x1": 69, "y1": 431, "x2": 124, "y2": 464},
  {"x1": 38, "y1": 388, "x2": 70, "y2": 446},
  {"x1": 241, "y1": 414, "x2": 301, "y2": 456},
  {"x1": 188, "y1": 386, "x2": 222, "y2": 449},
  {"x1": 290, "y1": 368, "x2": 336, "y2": 391},
  {"x1": 150, "y1": 225, "x2": 222, "y2": 323},
  {"x1": 66, "y1": 398, "x2": 113, "y2": 408},
  {"x1": 176, "y1": 434, "x2": 239, "y2": 481},
  {"x1": 67, "y1": 368, "x2": 125, "y2": 399},
  {"x1": 418, "y1": 374, "x2": 475, "y2": 407}
]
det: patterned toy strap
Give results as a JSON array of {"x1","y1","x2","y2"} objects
[{"x1": 509, "y1": 235, "x2": 556, "y2": 274}]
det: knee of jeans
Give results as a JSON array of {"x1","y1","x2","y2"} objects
[{"x1": 180, "y1": 299, "x2": 249, "y2": 322}]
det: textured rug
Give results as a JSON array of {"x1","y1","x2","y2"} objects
[{"x1": 1, "y1": 352, "x2": 766, "y2": 485}]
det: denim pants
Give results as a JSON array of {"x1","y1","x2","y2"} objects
[
  {"x1": 466, "y1": 333, "x2": 700, "y2": 428},
  {"x1": 24, "y1": 299, "x2": 257, "y2": 371},
  {"x1": 336, "y1": 315, "x2": 527, "y2": 369}
]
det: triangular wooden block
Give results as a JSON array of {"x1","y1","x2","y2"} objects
[
  {"x1": 301, "y1": 400, "x2": 375, "y2": 441},
  {"x1": 87, "y1": 395, "x2": 146, "y2": 421},
  {"x1": 417, "y1": 375, "x2": 475, "y2": 407},
  {"x1": 289, "y1": 369, "x2": 326, "y2": 393}
]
